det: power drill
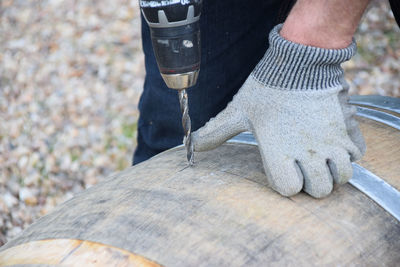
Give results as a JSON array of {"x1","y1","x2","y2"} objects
[{"x1": 139, "y1": 0, "x2": 202, "y2": 165}]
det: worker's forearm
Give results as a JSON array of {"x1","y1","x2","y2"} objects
[{"x1": 280, "y1": 0, "x2": 370, "y2": 49}]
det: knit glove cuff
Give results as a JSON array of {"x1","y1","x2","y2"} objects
[{"x1": 251, "y1": 24, "x2": 356, "y2": 90}]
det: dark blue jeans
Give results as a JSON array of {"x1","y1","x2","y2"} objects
[{"x1": 133, "y1": 0, "x2": 282, "y2": 164}]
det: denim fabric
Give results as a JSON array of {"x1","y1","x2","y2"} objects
[{"x1": 133, "y1": 0, "x2": 282, "y2": 164}]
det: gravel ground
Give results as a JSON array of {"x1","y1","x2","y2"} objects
[
  {"x1": 0, "y1": 0, "x2": 399, "y2": 246},
  {"x1": 344, "y1": 0, "x2": 400, "y2": 96},
  {"x1": 0, "y1": 0, "x2": 144, "y2": 245}
]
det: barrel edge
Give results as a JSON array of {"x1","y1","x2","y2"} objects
[{"x1": 0, "y1": 239, "x2": 162, "y2": 267}]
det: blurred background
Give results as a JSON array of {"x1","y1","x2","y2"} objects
[{"x1": 0, "y1": 0, "x2": 399, "y2": 246}]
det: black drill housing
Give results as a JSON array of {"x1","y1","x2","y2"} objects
[{"x1": 140, "y1": 0, "x2": 202, "y2": 75}]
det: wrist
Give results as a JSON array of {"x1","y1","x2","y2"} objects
[
  {"x1": 279, "y1": 0, "x2": 369, "y2": 50},
  {"x1": 280, "y1": 21, "x2": 354, "y2": 49}
]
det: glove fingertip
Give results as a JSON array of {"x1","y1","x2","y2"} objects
[
  {"x1": 192, "y1": 122, "x2": 242, "y2": 152},
  {"x1": 191, "y1": 129, "x2": 216, "y2": 151},
  {"x1": 263, "y1": 158, "x2": 303, "y2": 197},
  {"x1": 192, "y1": 105, "x2": 247, "y2": 152}
]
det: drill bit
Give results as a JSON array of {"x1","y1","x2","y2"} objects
[{"x1": 178, "y1": 89, "x2": 194, "y2": 165}]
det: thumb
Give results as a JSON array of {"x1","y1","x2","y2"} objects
[{"x1": 192, "y1": 102, "x2": 247, "y2": 151}]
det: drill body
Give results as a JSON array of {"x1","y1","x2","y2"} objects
[
  {"x1": 140, "y1": 0, "x2": 202, "y2": 89},
  {"x1": 139, "y1": 0, "x2": 203, "y2": 164}
]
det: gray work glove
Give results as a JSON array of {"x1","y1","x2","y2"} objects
[{"x1": 192, "y1": 24, "x2": 366, "y2": 198}]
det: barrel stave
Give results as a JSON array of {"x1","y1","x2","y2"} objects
[{"x1": 1, "y1": 144, "x2": 399, "y2": 266}]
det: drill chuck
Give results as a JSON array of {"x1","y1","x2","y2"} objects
[{"x1": 140, "y1": 0, "x2": 202, "y2": 89}]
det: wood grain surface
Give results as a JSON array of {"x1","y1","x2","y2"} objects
[
  {"x1": 357, "y1": 116, "x2": 400, "y2": 191},
  {"x1": 0, "y1": 118, "x2": 399, "y2": 266},
  {"x1": 0, "y1": 239, "x2": 160, "y2": 266}
]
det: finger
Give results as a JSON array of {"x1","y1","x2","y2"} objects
[
  {"x1": 346, "y1": 123, "x2": 366, "y2": 160},
  {"x1": 261, "y1": 156, "x2": 303, "y2": 197},
  {"x1": 327, "y1": 149, "x2": 353, "y2": 185},
  {"x1": 192, "y1": 102, "x2": 247, "y2": 151},
  {"x1": 343, "y1": 136, "x2": 365, "y2": 162},
  {"x1": 338, "y1": 93, "x2": 366, "y2": 158},
  {"x1": 299, "y1": 159, "x2": 333, "y2": 198}
]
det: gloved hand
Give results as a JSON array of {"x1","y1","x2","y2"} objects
[{"x1": 192, "y1": 24, "x2": 366, "y2": 198}]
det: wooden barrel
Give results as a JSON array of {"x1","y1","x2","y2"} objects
[{"x1": 1, "y1": 96, "x2": 400, "y2": 266}]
